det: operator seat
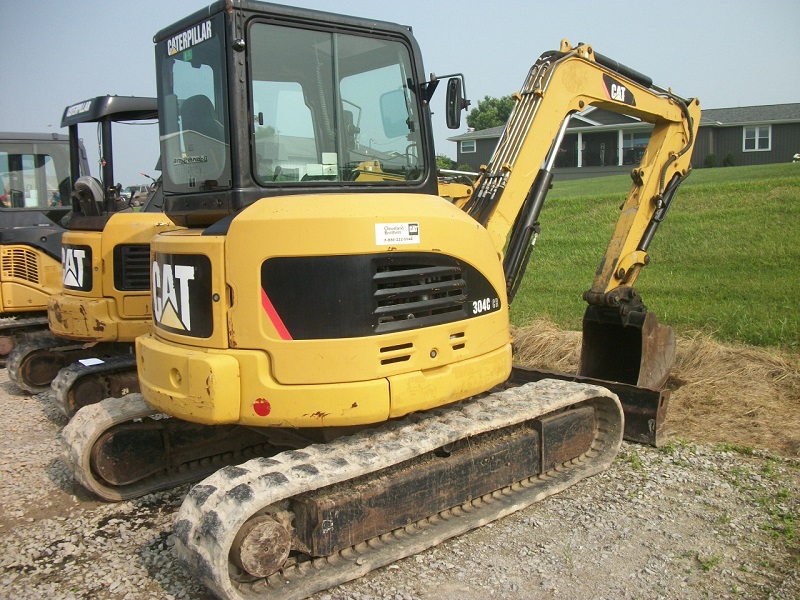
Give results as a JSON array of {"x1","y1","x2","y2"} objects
[
  {"x1": 180, "y1": 95, "x2": 224, "y2": 141},
  {"x1": 71, "y1": 176, "x2": 105, "y2": 216}
]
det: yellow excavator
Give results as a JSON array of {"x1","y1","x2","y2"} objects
[
  {"x1": 62, "y1": 2, "x2": 699, "y2": 598},
  {"x1": 0, "y1": 132, "x2": 87, "y2": 360},
  {"x1": 7, "y1": 96, "x2": 181, "y2": 416}
]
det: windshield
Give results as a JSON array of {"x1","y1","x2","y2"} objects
[
  {"x1": 249, "y1": 22, "x2": 424, "y2": 185},
  {"x1": 0, "y1": 139, "x2": 72, "y2": 209},
  {"x1": 156, "y1": 13, "x2": 230, "y2": 194}
]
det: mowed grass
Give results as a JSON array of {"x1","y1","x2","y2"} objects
[{"x1": 509, "y1": 163, "x2": 800, "y2": 349}]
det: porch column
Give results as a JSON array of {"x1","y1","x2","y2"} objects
[
  {"x1": 577, "y1": 132, "x2": 583, "y2": 168},
  {"x1": 618, "y1": 130, "x2": 624, "y2": 166}
]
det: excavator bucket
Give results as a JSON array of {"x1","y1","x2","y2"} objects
[
  {"x1": 510, "y1": 307, "x2": 675, "y2": 447},
  {"x1": 513, "y1": 304, "x2": 676, "y2": 447},
  {"x1": 578, "y1": 306, "x2": 676, "y2": 390}
]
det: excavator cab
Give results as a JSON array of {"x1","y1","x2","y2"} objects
[
  {"x1": 0, "y1": 132, "x2": 89, "y2": 358},
  {"x1": 61, "y1": 95, "x2": 159, "y2": 225}
]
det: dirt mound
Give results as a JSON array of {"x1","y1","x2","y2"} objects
[{"x1": 512, "y1": 320, "x2": 800, "y2": 456}]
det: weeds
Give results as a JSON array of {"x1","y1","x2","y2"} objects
[
  {"x1": 623, "y1": 450, "x2": 643, "y2": 471},
  {"x1": 716, "y1": 442, "x2": 755, "y2": 456},
  {"x1": 563, "y1": 542, "x2": 575, "y2": 569},
  {"x1": 696, "y1": 553, "x2": 722, "y2": 572}
]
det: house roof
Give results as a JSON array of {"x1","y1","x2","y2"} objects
[
  {"x1": 448, "y1": 125, "x2": 505, "y2": 141},
  {"x1": 448, "y1": 102, "x2": 800, "y2": 142},
  {"x1": 699, "y1": 103, "x2": 800, "y2": 126}
]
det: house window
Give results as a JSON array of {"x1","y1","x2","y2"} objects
[
  {"x1": 743, "y1": 125, "x2": 771, "y2": 152},
  {"x1": 622, "y1": 131, "x2": 651, "y2": 165},
  {"x1": 460, "y1": 140, "x2": 476, "y2": 153}
]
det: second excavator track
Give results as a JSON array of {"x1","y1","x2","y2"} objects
[
  {"x1": 51, "y1": 353, "x2": 138, "y2": 418},
  {"x1": 62, "y1": 395, "x2": 286, "y2": 501},
  {"x1": 7, "y1": 335, "x2": 132, "y2": 394},
  {"x1": 174, "y1": 379, "x2": 624, "y2": 600}
]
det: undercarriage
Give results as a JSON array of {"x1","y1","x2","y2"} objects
[{"x1": 61, "y1": 378, "x2": 622, "y2": 599}]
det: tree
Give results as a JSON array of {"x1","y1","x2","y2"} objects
[
  {"x1": 436, "y1": 155, "x2": 454, "y2": 170},
  {"x1": 466, "y1": 95, "x2": 514, "y2": 131}
]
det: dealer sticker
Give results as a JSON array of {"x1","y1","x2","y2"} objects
[{"x1": 375, "y1": 222, "x2": 420, "y2": 245}]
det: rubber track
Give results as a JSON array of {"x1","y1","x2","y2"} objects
[
  {"x1": 174, "y1": 379, "x2": 624, "y2": 600},
  {"x1": 0, "y1": 314, "x2": 49, "y2": 331},
  {"x1": 51, "y1": 353, "x2": 137, "y2": 418},
  {"x1": 62, "y1": 394, "x2": 275, "y2": 502},
  {"x1": 6, "y1": 332, "x2": 74, "y2": 392}
]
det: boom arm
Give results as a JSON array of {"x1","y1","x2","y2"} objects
[{"x1": 463, "y1": 40, "x2": 700, "y2": 304}]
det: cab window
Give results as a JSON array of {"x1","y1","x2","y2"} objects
[{"x1": 248, "y1": 22, "x2": 424, "y2": 185}]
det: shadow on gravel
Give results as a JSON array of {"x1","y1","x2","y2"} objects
[
  {"x1": 34, "y1": 391, "x2": 70, "y2": 427},
  {"x1": 1, "y1": 379, "x2": 24, "y2": 396},
  {"x1": 133, "y1": 488, "x2": 216, "y2": 600},
  {"x1": 45, "y1": 455, "x2": 103, "y2": 504}
]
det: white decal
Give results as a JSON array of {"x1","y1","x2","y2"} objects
[
  {"x1": 78, "y1": 358, "x2": 105, "y2": 367},
  {"x1": 65, "y1": 101, "x2": 92, "y2": 118},
  {"x1": 610, "y1": 83, "x2": 628, "y2": 103},
  {"x1": 472, "y1": 297, "x2": 500, "y2": 315},
  {"x1": 62, "y1": 247, "x2": 86, "y2": 289},
  {"x1": 167, "y1": 20, "x2": 213, "y2": 56},
  {"x1": 375, "y1": 222, "x2": 420, "y2": 246},
  {"x1": 152, "y1": 261, "x2": 196, "y2": 331}
]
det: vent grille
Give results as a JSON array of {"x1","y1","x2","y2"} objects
[
  {"x1": 450, "y1": 331, "x2": 466, "y2": 351},
  {"x1": 1, "y1": 248, "x2": 40, "y2": 284},
  {"x1": 373, "y1": 263, "x2": 466, "y2": 333},
  {"x1": 114, "y1": 244, "x2": 150, "y2": 291},
  {"x1": 379, "y1": 342, "x2": 413, "y2": 365}
]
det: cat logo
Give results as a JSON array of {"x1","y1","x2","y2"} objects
[
  {"x1": 151, "y1": 253, "x2": 213, "y2": 338},
  {"x1": 602, "y1": 74, "x2": 636, "y2": 107},
  {"x1": 62, "y1": 245, "x2": 92, "y2": 291}
]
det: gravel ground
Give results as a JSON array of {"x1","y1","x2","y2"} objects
[{"x1": 1, "y1": 368, "x2": 798, "y2": 600}]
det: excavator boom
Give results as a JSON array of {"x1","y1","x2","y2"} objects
[{"x1": 464, "y1": 40, "x2": 699, "y2": 392}]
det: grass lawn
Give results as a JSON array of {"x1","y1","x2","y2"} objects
[{"x1": 508, "y1": 163, "x2": 800, "y2": 349}]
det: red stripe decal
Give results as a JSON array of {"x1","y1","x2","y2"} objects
[{"x1": 261, "y1": 288, "x2": 292, "y2": 340}]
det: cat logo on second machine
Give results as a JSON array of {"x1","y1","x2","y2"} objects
[{"x1": 151, "y1": 253, "x2": 213, "y2": 338}]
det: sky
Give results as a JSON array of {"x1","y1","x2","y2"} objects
[{"x1": 1, "y1": 0, "x2": 798, "y2": 186}]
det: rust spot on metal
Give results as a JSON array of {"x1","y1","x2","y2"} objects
[
  {"x1": 228, "y1": 315, "x2": 237, "y2": 348},
  {"x1": 51, "y1": 301, "x2": 64, "y2": 324},
  {"x1": 93, "y1": 319, "x2": 106, "y2": 332},
  {"x1": 351, "y1": 402, "x2": 358, "y2": 409},
  {"x1": 306, "y1": 411, "x2": 330, "y2": 420}
]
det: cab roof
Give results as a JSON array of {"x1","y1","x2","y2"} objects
[{"x1": 60, "y1": 96, "x2": 158, "y2": 127}]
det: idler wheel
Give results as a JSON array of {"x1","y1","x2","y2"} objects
[
  {"x1": 230, "y1": 515, "x2": 292, "y2": 578},
  {"x1": 66, "y1": 376, "x2": 110, "y2": 417},
  {"x1": 0, "y1": 335, "x2": 16, "y2": 356},
  {"x1": 20, "y1": 350, "x2": 68, "y2": 391}
]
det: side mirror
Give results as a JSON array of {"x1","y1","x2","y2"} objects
[{"x1": 446, "y1": 77, "x2": 469, "y2": 129}]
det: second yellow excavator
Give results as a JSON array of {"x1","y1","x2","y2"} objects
[{"x1": 7, "y1": 96, "x2": 182, "y2": 416}]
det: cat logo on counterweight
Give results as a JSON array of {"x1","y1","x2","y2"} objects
[{"x1": 151, "y1": 253, "x2": 213, "y2": 338}]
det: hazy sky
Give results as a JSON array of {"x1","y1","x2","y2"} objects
[{"x1": 2, "y1": 0, "x2": 798, "y2": 185}]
